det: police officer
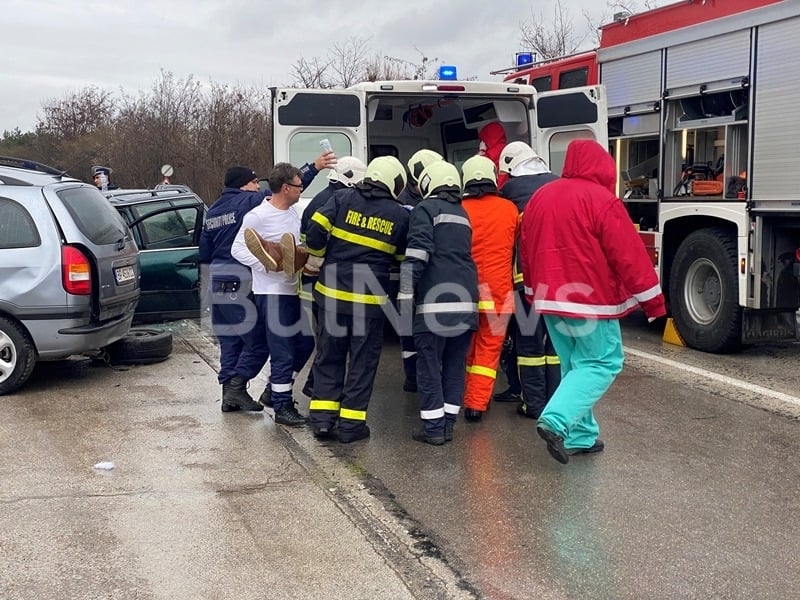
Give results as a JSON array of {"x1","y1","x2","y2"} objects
[
  {"x1": 304, "y1": 156, "x2": 410, "y2": 443},
  {"x1": 497, "y1": 141, "x2": 561, "y2": 420},
  {"x1": 399, "y1": 161, "x2": 478, "y2": 445},
  {"x1": 199, "y1": 166, "x2": 269, "y2": 412},
  {"x1": 298, "y1": 157, "x2": 367, "y2": 398},
  {"x1": 200, "y1": 154, "x2": 334, "y2": 413}
]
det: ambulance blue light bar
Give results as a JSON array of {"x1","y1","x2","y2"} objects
[
  {"x1": 516, "y1": 52, "x2": 534, "y2": 68},
  {"x1": 438, "y1": 65, "x2": 458, "y2": 80}
]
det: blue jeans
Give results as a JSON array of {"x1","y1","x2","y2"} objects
[
  {"x1": 255, "y1": 294, "x2": 315, "y2": 411},
  {"x1": 537, "y1": 316, "x2": 624, "y2": 450}
]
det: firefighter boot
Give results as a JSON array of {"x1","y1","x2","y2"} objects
[
  {"x1": 244, "y1": 228, "x2": 283, "y2": 272},
  {"x1": 222, "y1": 376, "x2": 264, "y2": 412},
  {"x1": 280, "y1": 232, "x2": 309, "y2": 274}
]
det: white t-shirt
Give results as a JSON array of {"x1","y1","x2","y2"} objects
[{"x1": 231, "y1": 200, "x2": 300, "y2": 295}]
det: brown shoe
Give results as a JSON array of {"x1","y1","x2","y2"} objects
[
  {"x1": 245, "y1": 228, "x2": 282, "y2": 272},
  {"x1": 280, "y1": 232, "x2": 309, "y2": 274}
]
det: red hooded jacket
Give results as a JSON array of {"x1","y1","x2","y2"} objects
[
  {"x1": 478, "y1": 122, "x2": 508, "y2": 188},
  {"x1": 520, "y1": 139, "x2": 666, "y2": 320}
]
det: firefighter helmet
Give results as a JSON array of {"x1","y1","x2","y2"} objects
[
  {"x1": 407, "y1": 149, "x2": 443, "y2": 184},
  {"x1": 461, "y1": 155, "x2": 497, "y2": 188},
  {"x1": 328, "y1": 156, "x2": 367, "y2": 187},
  {"x1": 418, "y1": 161, "x2": 462, "y2": 199},
  {"x1": 364, "y1": 156, "x2": 407, "y2": 199},
  {"x1": 498, "y1": 141, "x2": 540, "y2": 174}
]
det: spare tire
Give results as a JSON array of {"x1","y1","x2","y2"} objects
[{"x1": 105, "y1": 327, "x2": 173, "y2": 365}]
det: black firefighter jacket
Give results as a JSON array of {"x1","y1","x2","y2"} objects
[
  {"x1": 305, "y1": 185, "x2": 410, "y2": 318},
  {"x1": 399, "y1": 193, "x2": 479, "y2": 335}
]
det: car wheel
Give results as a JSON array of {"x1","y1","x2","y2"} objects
[
  {"x1": 0, "y1": 316, "x2": 37, "y2": 396},
  {"x1": 105, "y1": 327, "x2": 173, "y2": 365}
]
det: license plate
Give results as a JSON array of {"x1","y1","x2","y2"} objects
[{"x1": 114, "y1": 265, "x2": 136, "y2": 284}]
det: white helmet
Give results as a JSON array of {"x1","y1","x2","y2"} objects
[
  {"x1": 418, "y1": 161, "x2": 462, "y2": 199},
  {"x1": 407, "y1": 149, "x2": 443, "y2": 184},
  {"x1": 461, "y1": 155, "x2": 497, "y2": 188},
  {"x1": 328, "y1": 156, "x2": 366, "y2": 187},
  {"x1": 499, "y1": 141, "x2": 541, "y2": 174},
  {"x1": 364, "y1": 156, "x2": 408, "y2": 199}
]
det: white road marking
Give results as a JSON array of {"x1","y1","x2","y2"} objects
[{"x1": 623, "y1": 345, "x2": 800, "y2": 408}]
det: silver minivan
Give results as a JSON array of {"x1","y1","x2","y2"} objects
[{"x1": 0, "y1": 158, "x2": 141, "y2": 395}]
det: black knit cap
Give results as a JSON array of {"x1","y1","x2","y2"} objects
[{"x1": 224, "y1": 166, "x2": 257, "y2": 188}]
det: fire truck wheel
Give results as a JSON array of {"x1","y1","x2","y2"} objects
[{"x1": 669, "y1": 227, "x2": 742, "y2": 353}]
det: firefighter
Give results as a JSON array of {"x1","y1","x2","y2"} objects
[
  {"x1": 304, "y1": 156, "x2": 410, "y2": 443},
  {"x1": 393, "y1": 149, "x2": 444, "y2": 393},
  {"x1": 298, "y1": 157, "x2": 367, "y2": 399},
  {"x1": 460, "y1": 156, "x2": 519, "y2": 421},
  {"x1": 399, "y1": 161, "x2": 478, "y2": 445},
  {"x1": 498, "y1": 141, "x2": 561, "y2": 421}
]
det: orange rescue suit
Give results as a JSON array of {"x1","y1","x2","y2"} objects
[{"x1": 462, "y1": 193, "x2": 519, "y2": 412}]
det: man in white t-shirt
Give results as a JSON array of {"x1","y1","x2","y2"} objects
[{"x1": 231, "y1": 163, "x2": 315, "y2": 427}]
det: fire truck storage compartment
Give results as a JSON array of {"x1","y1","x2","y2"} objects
[
  {"x1": 751, "y1": 15, "x2": 800, "y2": 200},
  {"x1": 601, "y1": 51, "x2": 662, "y2": 118}
]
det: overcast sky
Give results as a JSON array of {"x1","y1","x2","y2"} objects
[{"x1": 0, "y1": 0, "x2": 668, "y2": 134}]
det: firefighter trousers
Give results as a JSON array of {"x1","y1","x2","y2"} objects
[
  {"x1": 537, "y1": 315, "x2": 624, "y2": 450},
  {"x1": 463, "y1": 311, "x2": 512, "y2": 411},
  {"x1": 515, "y1": 291, "x2": 561, "y2": 418},
  {"x1": 308, "y1": 308, "x2": 385, "y2": 436},
  {"x1": 414, "y1": 329, "x2": 473, "y2": 437}
]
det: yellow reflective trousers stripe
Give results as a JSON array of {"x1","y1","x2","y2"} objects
[
  {"x1": 517, "y1": 356, "x2": 546, "y2": 367},
  {"x1": 546, "y1": 355, "x2": 560, "y2": 365},
  {"x1": 466, "y1": 364, "x2": 497, "y2": 379},
  {"x1": 310, "y1": 400, "x2": 340, "y2": 412},
  {"x1": 340, "y1": 408, "x2": 367, "y2": 421}
]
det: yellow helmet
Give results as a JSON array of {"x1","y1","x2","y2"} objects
[
  {"x1": 418, "y1": 161, "x2": 462, "y2": 199},
  {"x1": 407, "y1": 149, "x2": 443, "y2": 184},
  {"x1": 461, "y1": 155, "x2": 497, "y2": 188},
  {"x1": 364, "y1": 156, "x2": 407, "y2": 199}
]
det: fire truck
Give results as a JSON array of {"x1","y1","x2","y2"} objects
[{"x1": 504, "y1": 0, "x2": 800, "y2": 353}]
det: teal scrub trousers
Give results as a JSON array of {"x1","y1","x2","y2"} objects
[{"x1": 537, "y1": 315, "x2": 624, "y2": 451}]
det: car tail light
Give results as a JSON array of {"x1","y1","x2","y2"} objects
[{"x1": 62, "y1": 245, "x2": 91, "y2": 295}]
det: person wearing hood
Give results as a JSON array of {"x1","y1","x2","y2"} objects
[
  {"x1": 459, "y1": 156, "x2": 519, "y2": 422},
  {"x1": 520, "y1": 139, "x2": 666, "y2": 464},
  {"x1": 304, "y1": 156, "x2": 411, "y2": 444},
  {"x1": 399, "y1": 161, "x2": 479, "y2": 445},
  {"x1": 494, "y1": 142, "x2": 562, "y2": 422},
  {"x1": 477, "y1": 122, "x2": 508, "y2": 188}
]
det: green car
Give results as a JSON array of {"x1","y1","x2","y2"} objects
[{"x1": 106, "y1": 186, "x2": 205, "y2": 322}]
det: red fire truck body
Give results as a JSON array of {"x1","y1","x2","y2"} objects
[{"x1": 505, "y1": 0, "x2": 800, "y2": 353}]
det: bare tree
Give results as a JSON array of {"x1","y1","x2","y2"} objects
[
  {"x1": 290, "y1": 56, "x2": 332, "y2": 88},
  {"x1": 36, "y1": 87, "x2": 115, "y2": 140},
  {"x1": 520, "y1": 0, "x2": 587, "y2": 60},
  {"x1": 329, "y1": 36, "x2": 371, "y2": 87}
]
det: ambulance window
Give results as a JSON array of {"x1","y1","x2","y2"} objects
[
  {"x1": 547, "y1": 129, "x2": 595, "y2": 176},
  {"x1": 537, "y1": 93, "x2": 598, "y2": 128},
  {"x1": 288, "y1": 132, "x2": 353, "y2": 199},
  {"x1": 278, "y1": 93, "x2": 361, "y2": 127},
  {"x1": 559, "y1": 67, "x2": 588, "y2": 89}
]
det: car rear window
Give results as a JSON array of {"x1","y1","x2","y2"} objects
[
  {"x1": 0, "y1": 197, "x2": 40, "y2": 248},
  {"x1": 58, "y1": 187, "x2": 129, "y2": 245}
]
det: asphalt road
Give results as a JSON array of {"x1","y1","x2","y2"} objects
[{"x1": 2, "y1": 316, "x2": 799, "y2": 599}]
